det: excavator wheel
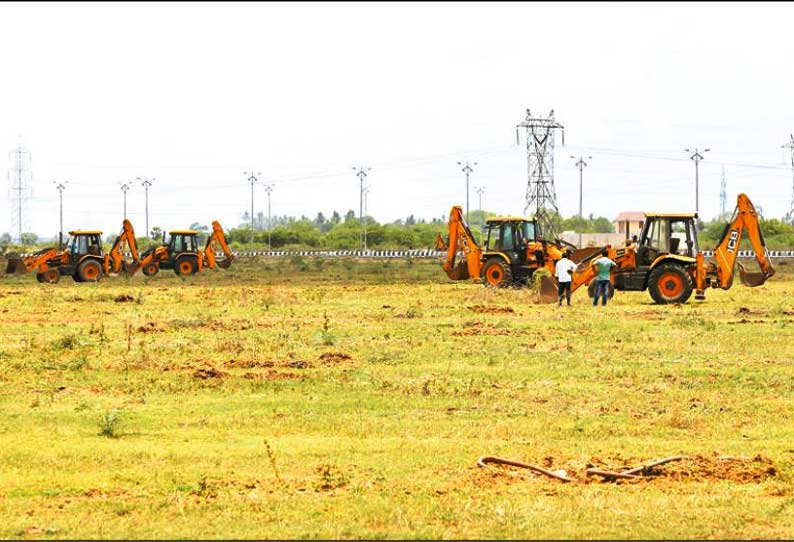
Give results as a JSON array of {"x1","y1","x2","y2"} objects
[
  {"x1": 481, "y1": 257, "x2": 513, "y2": 288},
  {"x1": 142, "y1": 263, "x2": 160, "y2": 277},
  {"x1": 77, "y1": 259, "x2": 104, "y2": 283},
  {"x1": 587, "y1": 280, "x2": 614, "y2": 300},
  {"x1": 174, "y1": 256, "x2": 198, "y2": 276},
  {"x1": 41, "y1": 268, "x2": 60, "y2": 284},
  {"x1": 648, "y1": 263, "x2": 693, "y2": 305}
]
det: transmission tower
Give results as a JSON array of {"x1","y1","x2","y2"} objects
[
  {"x1": 7, "y1": 141, "x2": 32, "y2": 243},
  {"x1": 516, "y1": 109, "x2": 565, "y2": 237},
  {"x1": 783, "y1": 135, "x2": 794, "y2": 223},
  {"x1": 719, "y1": 165, "x2": 727, "y2": 218}
]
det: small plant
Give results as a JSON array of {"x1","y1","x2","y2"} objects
[
  {"x1": 98, "y1": 409, "x2": 123, "y2": 438},
  {"x1": 135, "y1": 290, "x2": 145, "y2": 304},
  {"x1": 316, "y1": 311, "x2": 337, "y2": 346},
  {"x1": 404, "y1": 302, "x2": 423, "y2": 319},
  {"x1": 529, "y1": 267, "x2": 552, "y2": 293},
  {"x1": 264, "y1": 439, "x2": 283, "y2": 484},
  {"x1": 52, "y1": 332, "x2": 81, "y2": 351}
]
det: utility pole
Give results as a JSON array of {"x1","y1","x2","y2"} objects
[
  {"x1": 457, "y1": 161, "x2": 477, "y2": 223},
  {"x1": 53, "y1": 181, "x2": 68, "y2": 250},
  {"x1": 264, "y1": 183, "x2": 274, "y2": 251},
  {"x1": 685, "y1": 147, "x2": 709, "y2": 216},
  {"x1": 244, "y1": 171, "x2": 260, "y2": 249},
  {"x1": 119, "y1": 182, "x2": 131, "y2": 219},
  {"x1": 475, "y1": 186, "x2": 486, "y2": 243},
  {"x1": 719, "y1": 165, "x2": 727, "y2": 218},
  {"x1": 570, "y1": 155, "x2": 591, "y2": 248},
  {"x1": 137, "y1": 177, "x2": 154, "y2": 239},
  {"x1": 783, "y1": 135, "x2": 794, "y2": 223},
  {"x1": 363, "y1": 185, "x2": 370, "y2": 250},
  {"x1": 353, "y1": 166, "x2": 370, "y2": 250}
]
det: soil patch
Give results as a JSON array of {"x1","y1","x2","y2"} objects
[
  {"x1": 318, "y1": 351, "x2": 353, "y2": 365},
  {"x1": 244, "y1": 369, "x2": 305, "y2": 382},
  {"x1": 137, "y1": 321, "x2": 162, "y2": 334},
  {"x1": 114, "y1": 294, "x2": 135, "y2": 303},
  {"x1": 469, "y1": 305, "x2": 515, "y2": 315},
  {"x1": 193, "y1": 367, "x2": 229, "y2": 380},
  {"x1": 452, "y1": 322, "x2": 517, "y2": 336}
]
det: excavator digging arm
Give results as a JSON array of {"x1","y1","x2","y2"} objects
[
  {"x1": 440, "y1": 205, "x2": 482, "y2": 281},
  {"x1": 707, "y1": 193, "x2": 775, "y2": 289},
  {"x1": 204, "y1": 220, "x2": 235, "y2": 270},
  {"x1": 107, "y1": 219, "x2": 143, "y2": 275}
]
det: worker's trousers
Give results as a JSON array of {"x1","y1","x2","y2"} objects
[{"x1": 593, "y1": 279, "x2": 611, "y2": 306}]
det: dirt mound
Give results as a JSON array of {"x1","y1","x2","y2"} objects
[
  {"x1": 114, "y1": 294, "x2": 134, "y2": 303},
  {"x1": 137, "y1": 321, "x2": 162, "y2": 334},
  {"x1": 318, "y1": 351, "x2": 352, "y2": 365},
  {"x1": 193, "y1": 367, "x2": 229, "y2": 380},
  {"x1": 663, "y1": 454, "x2": 776, "y2": 483},
  {"x1": 469, "y1": 305, "x2": 515, "y2": 314},
  {"x1": 226, "y1": 359, "x2": 275, "y2": 369}
]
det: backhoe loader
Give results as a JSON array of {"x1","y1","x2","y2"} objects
[
  {"x1": 437, "y1": 205, "x2": 595, "y2": 289},
  {"x1": 137, "y1": 220, "x2": 234, "y2": 277},
  {"x1": 562, "y1": 193, "x2": 774, "y2": 304},
  {"x1": 5, "y1": 219, "x2": 143, "y2": 283}
]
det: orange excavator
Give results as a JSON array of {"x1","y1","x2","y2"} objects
[
  {"x1": 5, "y1": 219, "x2": 142, "y2": 283},
  {"x1": 136, "y1": 220, "x2": 234, "y2": 277},
  {"x1": 562, "y1": 193, "x2": 774, "y2": 304},
  {"x1": 437, "y1": 205, "x2": 596, "y2": 288}
]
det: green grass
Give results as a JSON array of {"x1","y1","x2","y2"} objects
[{"x1": 0, "y1": 258, "x2": 793, "y2": 538}]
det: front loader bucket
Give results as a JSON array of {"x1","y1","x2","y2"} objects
[
  {"x1": 569, "y1": 246, "x2": 601, "y2": 264},
  {"x1": 537, "y1": 275, "x2": 559, "y2": 303},
  {"x1": 5, "y1": 257, "x2": 27, "y2": 275},
  {"x1": 738, "y1": 262, "x2": 773, "y2": 287}
]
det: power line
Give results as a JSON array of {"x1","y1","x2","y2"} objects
[{"x1": 719, "y1": 165, "x2": 727, "y2": 218}]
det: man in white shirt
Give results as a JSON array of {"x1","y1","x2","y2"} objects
[{"x1": 554, "y1": 250, "x2": 576, "y2": 306}]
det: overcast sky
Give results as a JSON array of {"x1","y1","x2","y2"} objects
[{"x1": 2, "y1": 1, "x2": 794, "y2": 239}]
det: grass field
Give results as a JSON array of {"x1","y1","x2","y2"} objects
[{"x1": 1, "y1": 257, "x2": 793, "y2": 539}]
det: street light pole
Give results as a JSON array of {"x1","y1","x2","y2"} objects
[
  {"x1": 264, "y1": 183, "x2": 273, "y2": 251},
  {"x1": 685, "y1": 148, "x2": 710, "y2": 216},
  {"x1": 244, "y1": 171, "x2": 260, "y2": 249},
  {"x1": 137, "y1": 177, "x2": 154, "y2": 239},
  {"x1": 353, "y1": 166, "x2": 371, "y2": 251},
  {"x1": 119, "y1": 182, "x2": 131, "y2": 220},
  {"x1": 570, "y1": 155, "x2": 591, "y2": 247},
  {"x1": 53, "y1": 181, "x2": 68, "y2": 250},
  {"x1": 457, "y1": 161, "x2": 477, "y2": 223},
  {"x1": 363, "y1": 186, "x2": 370, "y2": 250}
]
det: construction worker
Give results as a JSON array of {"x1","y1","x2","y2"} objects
[
  {"x1": 592, "y1": 248, "x2": 616, "y2": 307},
  {"x1": 555, "y1": 250, "x2": 576, "y2": 306}
]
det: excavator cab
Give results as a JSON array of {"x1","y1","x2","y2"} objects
[
  {"x1": 636, "y1": 214, "x2": 699, "y2": 266},
  {"x1": 483, "y1": 218, "x2": 539, "y2": 261},
  {"x1": 66, "y1": 232, "x2": 106, "y2": 262},
  {"x1": 163, "y1": 230, "x2": 201, "y2": 275}
]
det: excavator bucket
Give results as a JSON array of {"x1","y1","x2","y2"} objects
[
  {"x1": 737, "y1": 261, "x2": 773, "y2": 287},
  {"x1": 537, "y1": 275, "x2": 559, "y2": 303},
  {"x1": 216, "y1": 257, "x2": 233, "y2": 269},
  {"x1": 5, "y1": 257, "x2": 27, "y2": 275},
  {"x1": 121, "y1": 260, "x2": 142, "y2": 276},
  {"x1": 445, "y1": 261, "x2": 470, "y2": 281}
]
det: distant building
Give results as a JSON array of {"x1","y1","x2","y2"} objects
[{"x1": 614, "y1": 212, "x2": 645, "y2": 239}]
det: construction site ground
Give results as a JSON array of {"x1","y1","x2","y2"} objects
[{"x1": 0, "y1": 257, "x2": 793, "y2": 538}]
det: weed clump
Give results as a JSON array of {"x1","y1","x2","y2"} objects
[
  {"x1": 314, "y1": 463, "x2": 348, "y2": 491},
  {"x1": 98, "y1": 409, "x2": 123, "y2": 438}
]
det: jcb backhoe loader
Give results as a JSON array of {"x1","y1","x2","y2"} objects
[
  {"x1": 562, "y1": 193, "x2": 774, "y2": 304},
  {"x1": 137, "y1": 220, "x2": 234, "y2": 277},
  {"x1": 438, "y1": 205, "x2": 595, "y2": 289},
  {"x1": 5, "y1": 219, "x2": 143, "y2": 283}
]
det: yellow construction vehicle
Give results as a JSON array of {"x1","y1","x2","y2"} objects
[
  {"x1": 5, "y1": 219, "x2": 142, "y2": 283},
  {"x1": 563, "y1": 193, "x2": 774, "y2": 304},
  {"x1": 137, "y1": 220, "x2": 234, "y2": 277},
  {"x1": 438, "y1": 205, "x2": 594, "y2": 288}
]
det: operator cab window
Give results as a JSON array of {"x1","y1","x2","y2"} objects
[
  {"x1": 520, "y1": 221, "x2": 536, "y2": 243},
  {"x1": 500, "y1": 224, "x2": 515, "y2": 251}
]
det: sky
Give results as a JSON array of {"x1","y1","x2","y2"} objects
[{"x1": 1, "y1": 1, "x2": 794, "y2": 240}]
